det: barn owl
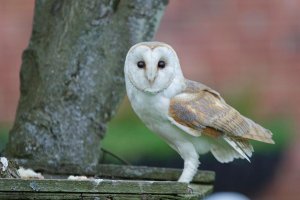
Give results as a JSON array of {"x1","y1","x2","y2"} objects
[{"x1": 124, "y1": 41, "x2": 274, "y2": 183}]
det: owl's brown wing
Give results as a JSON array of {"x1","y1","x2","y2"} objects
[{"x1": 168, "y1": 80, "x2": 274, "y2": 144}]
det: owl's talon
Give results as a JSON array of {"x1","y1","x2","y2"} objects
[{"x1": 187, "y1": 186, "x2": 193, "y2": 194}]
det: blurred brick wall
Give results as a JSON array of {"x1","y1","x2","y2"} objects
[
  {"x1": 1, "y1": 0, "x2": 300, "y2": 123},
  {"x1": 0, "y1": 0, "x2": 34, "y2": 122},
  {"x1": 156, "y1": 0, "x2": 300, "y2": 122}
]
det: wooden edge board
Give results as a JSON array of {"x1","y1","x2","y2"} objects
[
  {"x1": 96, "y1": 164, "x2": 215, "y2": 183},
  {"x1": 0, "y1": 185, "x2": 213, "y2": 200},
  {"x1": 0, "y1": 179, "x2": 189, "y2": 194},
  {"x1": 31, "y1": 164, "x2": 215, "y2": 184},
  {"x1": 0, "y1": 192, "x2": 210, "y2": 200}
]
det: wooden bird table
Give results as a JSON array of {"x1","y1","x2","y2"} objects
[{"x1": 0, "y1": 164, "x2": 215, "y2": 200}]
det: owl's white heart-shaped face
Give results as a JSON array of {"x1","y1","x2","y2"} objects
[{"x1": 124, "y1": 42, "x2": 181, "y2": 94}]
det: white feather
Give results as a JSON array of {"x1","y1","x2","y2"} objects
[{"x1": 223, "y1": 136, "x2": 251, "y2": 162}]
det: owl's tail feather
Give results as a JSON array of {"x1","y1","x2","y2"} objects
[
  {"x1": 223, "y1": 135, "x2": 254, "y2": 161},
  {"x1": 210, "y1": 145, "x2": 242, "y2": 163},
  {"x1": 210, "y1": 136, "x2": 253, "y2": 163},
  {"x1": 241, "y1": 117, "x2": 275, "y2": 144}
]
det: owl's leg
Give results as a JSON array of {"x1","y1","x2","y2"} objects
[{"x1": 177, "y1": 143, "x2": 199, "y2": 183}]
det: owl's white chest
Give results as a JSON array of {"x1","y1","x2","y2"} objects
[
  {"x1": 126, "y1": 82, "x2": 204, "y2": 152},
  {"x1": 128, "y1": 87, "x2": 170, "y2": 132},
  {"x1": 125, "y1": 78, "x2": 212, "y2": 156}
]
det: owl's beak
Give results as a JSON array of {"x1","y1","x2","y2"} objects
[{"x1": 146, "y1": 70, "x2": 157, "y2": 85}]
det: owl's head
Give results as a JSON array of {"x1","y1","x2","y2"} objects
[{"x1": 124, "y1": 42, "x2": 184, "y2": 94}]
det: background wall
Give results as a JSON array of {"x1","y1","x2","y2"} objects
[{"x1": 1, "y1": 0, "x2": 299, "y2": 199}]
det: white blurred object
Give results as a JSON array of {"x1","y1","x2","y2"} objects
[
  {"x1": 67, "y1": 175, "x2": 88, "y2": 180},
  {"x1": 205, "y1": 192, "x2": 250, "y2": 200},
  {"x1": 18, "y1": 167, "x2": 44, "y2": 179},
  {"x1": 0, "y1": 157, "x2": 8, "y2": 171}
]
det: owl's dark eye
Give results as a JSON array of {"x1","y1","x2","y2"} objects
[
  {"x1": 157, "y1": 60, "x2": 166, "y2": 69},
  {"x1": 137, "y1": 61, "x2": 146, "y2": 69}
]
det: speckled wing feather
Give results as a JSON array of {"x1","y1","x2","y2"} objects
[{"x1": 168, "y1": 80, "x2": 274, "y2": 144}]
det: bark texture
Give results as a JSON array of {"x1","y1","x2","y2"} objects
[{"x1": 5, "y1": 0, "x2": 168, "y2": 172}]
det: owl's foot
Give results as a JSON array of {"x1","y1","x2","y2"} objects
[{"x1": 187, "y1": 186, "x2": 193, "y2": 194}]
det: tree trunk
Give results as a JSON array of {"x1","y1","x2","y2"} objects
[{"x1": 5, "y1": 0, "x2": 168, "y2": 172}]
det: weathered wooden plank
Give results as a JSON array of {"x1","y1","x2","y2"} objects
[
  {"x1": 0, "y1": 193, "x2": 155, "y2": 200},
  {"x1": 0, "y1": 192, "x2": 207, "y2": 200},
  {"x1": 95, "y1": 164, "x2": 215, "y2": 184},
  {"x1": 0, "y1": 184, "x2": 212, "y2": 199},
  {"x1": 0, "y1": 179, "x2": 188, "y2": 195},
  {"x1": 39, "y1": 164, "x2": 215, "y2": 184}
]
